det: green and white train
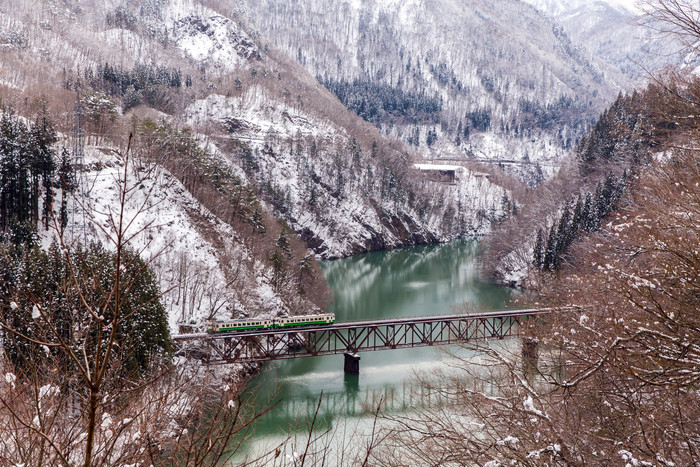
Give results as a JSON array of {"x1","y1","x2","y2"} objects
[{"x1": 207, "y1": 313, "x2": 335, "y2": 333}]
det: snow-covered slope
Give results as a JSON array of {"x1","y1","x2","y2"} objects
[
  {"x1": 185, "y1": 88, "x2": 509, "y2": 258},
  {"x1": 523, "y1": 0, "x2": 639, "y2": 16},
  {"x1": 0, "y1": 0, "x2": 517, "y2": 332},
  {"x1": 521, "y1": 0, "x2": 699, "y2": 82},
  {"x1": 238, "y1": 0, "x2": 627, "y2": 180},
  {"x1": 47, "y1": 144, "x2": 318, "y2": 332}
]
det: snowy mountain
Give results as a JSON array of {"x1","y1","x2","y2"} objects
[
  {"x1": 0, "y1": 0, "x2": 512, "y2": 331},
  {"x1": 521, "y1": 0, "x2": 700, "y2": 82},
  {"x1": 523, "y1": 0, "x2": 640, "y2": 16},
  {"x1": 237, "y1": 0, "x2": 631, "y2": 183}
]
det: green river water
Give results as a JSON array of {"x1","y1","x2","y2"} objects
[{"x1": 231, "y1": 240, "x2": 516, "y2": 464}]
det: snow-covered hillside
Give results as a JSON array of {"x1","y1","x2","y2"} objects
[
  {"x1": 185, "y1": 88, "x2": 509, "y2": 258},
  {"x1": 0, "y1": 0, "x2": 518, "y2": 333},
  {"x1": 521, "y1": 0, "x2": 700, "y2": 82},
  {"x1": 238, "y1": 0, "x2": 627, "y2": 178},
  {"x1": 524, "y1": 0, "x2": 640, "y2": 16},
  {"x1": 47, "y1": 144, "x2": 320, "y2": 332}
]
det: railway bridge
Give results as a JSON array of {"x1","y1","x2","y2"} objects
[{"x1": 173, "y1": 308, "x2": 552, "y2": 373}]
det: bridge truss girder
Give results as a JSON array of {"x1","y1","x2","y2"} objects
[{"x1": 175, "y1": 315, "x2": 524, "y2": 365}]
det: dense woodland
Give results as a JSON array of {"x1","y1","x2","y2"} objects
[{"x1": 241, "y1": 0, "x2": 619, "y2": 171}]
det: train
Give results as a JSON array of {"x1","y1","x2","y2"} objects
[{"x1": 206, "y1": 313, "x2": 335, "y2": 333}]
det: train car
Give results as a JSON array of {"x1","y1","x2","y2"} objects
[
  {"x1": 273, "y1": 313, "x2": 335, "y2": 328},
  {"x1": 207, "y1": 318, "x2": 274, "y2": 333}
]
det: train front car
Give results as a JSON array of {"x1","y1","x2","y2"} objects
[{"x1": 273, "y1": 313, "x2": 335, "y2": 328}]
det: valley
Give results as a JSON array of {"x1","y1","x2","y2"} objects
[{"x1": 0, "y1": 0, "x2": 698, "y2": 465}]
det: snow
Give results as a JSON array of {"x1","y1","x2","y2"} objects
[
  {"x1": 53, "y1": 144, "x2": 300, "y2": 334},
  {"x1": 413, "y1": 163, "x2": 464, "y2": 172},
  {"x1": 171, "y1": 14, "x2": 260, "y2": 73},
  {"x1": 97, "y1": 29, "x2": 149, "y2": 63},
  {"x1": 619, "y1": 449, "x2": 655, "y2": 467},
  {"x1": 523, "y1": 395, "x2": 545, "y2": 418},
  {"x1": 0, "y1": 78, "x2": 22, "y2": 91},
  {"x1": 186, "y1": 90, "x2": 510, "y2": 259},
  {"x1": 496, "y1": 435, "x2": 520, "y2": 446},
  {"x1": 523, "y1": 0, "x2": 640, "y2": 17},
  {"x1": 38, "y1": 384, "x2": 60, "y2": 401},
  {"x1": 4, "y1": 372, "x2": 16, "y2": 389},
  {"x1": 101, "y1": 413, "x2": 113, "y2": 429}
]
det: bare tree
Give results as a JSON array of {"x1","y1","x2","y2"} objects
[
  {"x1": 374, "y1": 124, "x2": 700, "y2": 467},
  {"x1": 640, "y1": 0, "x2": 700, "y2": 50},
  {"x1": 0, "y1": 139, "x2": 269, "y2": 466}
]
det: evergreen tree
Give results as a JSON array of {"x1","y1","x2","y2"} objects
[
  {"x1": 276, "y1": 230, "x2": 292, "y2": 257},
  {"x1": 250, "y1": 206, "x2": 266, "y2": 234},
  {"x1": 533, "y1": 228, "x2": 545, "y2": 269},
  {"x1": 57, "y1": 147, "x2": 75, "y2": 232},
  {"x1": 426, "y1": 127, "x2": 438, "y2": 147},
  {"x1": 0, "y1": 111, "x2": 57, "y2": 240},
  {"x1": 269, "y1": 249, "x2": 286, "y2": 292},
  {"x1": 571, "y1": 196, "x2": 584, "y2": 233},
  {"x1": 543, "y1": 224, "x2": 558, "y2": 271},
  {"x1": 29, "y1": 109, "x2": 58, "y2": 229},
  {"x1": 555, "y1": 203, "x2": 573, "y2": 260},
  {"x1": 1, "y1": 242, "x2": 171, "y2": 378},
  {"x1": 296, "y1": 254, "x2": 316, "y2": 296},
  {"x1": 582, "y1": 193, "x2": 594, "y2": 232}
]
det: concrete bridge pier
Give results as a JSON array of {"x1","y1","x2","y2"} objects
[
  {"x1": 344, "y1": 353, "x2": 361, "y2": 374},
  {"x1": 522, "y1": 337, "x2": 539, "y2": 373}
]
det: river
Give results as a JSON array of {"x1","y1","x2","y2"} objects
[{"x1": 231, "y1": 240, "x2": 515, "y2": 464}]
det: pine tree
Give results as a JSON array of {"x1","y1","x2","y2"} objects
[
  {"x1": 571, "y1": 195, "x2": 584, "y2": 233},
  {"x1": 1, "y1": 242, "x2": 170, "y2": 377},
  {"x1": 533, "y1": 228, "x2": 545, "y2": 270},
  {"x1": 29, "y1": 110, "x2": 58, "y2": 229},
  {"x1": 582, "y1": 193, "x2": 594, "y2": 232},
  {"x1": 250, "y1": 206, "x2": 266, "y2": 234},
  {"x1": 0, "y1": 112, "x2": 34, "y2": 238},
  {"x1": 555, "y1": 204, "x2": 573, "y2": 261},
  {"x1": 57, "y1": 148, "x2": 75, "y2": 232},
  {"x1": 269, "y1": 249, "x2": 286, "y2": 292},
  {"x1": 543, "y1": 224, "x2": 558, "y2": 271},
  {"x1": 276, "y1": 230, "x2": 292, "y2": 257}
]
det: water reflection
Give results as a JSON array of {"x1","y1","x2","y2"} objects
[
  {"x1": 323, "y1": 240, "x2": 513, "y2": 320},
  {"x1": 235, "y1": 240, "x2": 515, "y2": 460}
]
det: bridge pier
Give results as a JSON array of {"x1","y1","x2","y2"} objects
[
  {"x1": 522, "y1": 337, "x2": 539, "y2": 373},
  {"x1": 344, "y1": 353, "x2": 361, "y2": 374}
]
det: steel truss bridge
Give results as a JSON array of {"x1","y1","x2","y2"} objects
[{"x1": 173, "y1": 308, "x2": 550, "y2": 367}]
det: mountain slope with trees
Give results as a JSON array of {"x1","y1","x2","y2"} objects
[
  {"x1": 0, "y1": 0, "x2": 513, "y2": 328},
  {"x1": 239, "y1": 0, "x2": 631, "y2": 183},
  {"x1": 377, "y1": 3, "x2": 700, "y2": 460},
  {"x1": 523, "y1": 0, "x2": 700, "y2": 83}
]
